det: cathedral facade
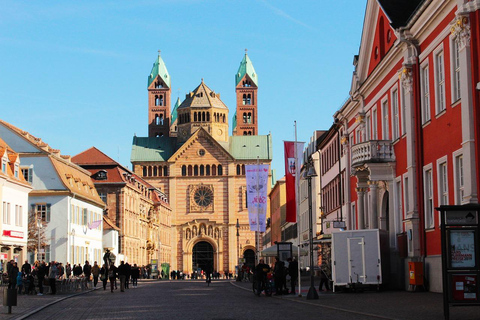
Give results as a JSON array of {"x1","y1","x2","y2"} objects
[{"x1": 131, "y1": 52, "x2": 272, "y2": 274}]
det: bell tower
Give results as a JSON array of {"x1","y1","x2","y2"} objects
[
  {"x1": 233, "y1": 50, "x2": 258, "y2": 136},
  {"x1": 148, "y1": 51, "x2": 171, "y2": 138}
]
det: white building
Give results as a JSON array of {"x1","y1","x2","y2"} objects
[
  {"x1": 0, "y1": 120, "x2": 105, "y2": 265},
  {"x1": 0, "y1": 137, "x2": 31, "y2": 269}
]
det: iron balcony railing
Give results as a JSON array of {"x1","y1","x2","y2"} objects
[{"x1": 351, "y1": 140, "x2": 395, "y2": 167}]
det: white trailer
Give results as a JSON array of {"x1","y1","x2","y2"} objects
[{"x1": 331, "y1": 229, "x2": 383, "y2": 291}]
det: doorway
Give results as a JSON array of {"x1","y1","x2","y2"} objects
[
  {"x1": 244, "y1": 249, "x2": 255, "y2": 270},
  {"x1": 192, "y1": 241, "x2": 213, "y2": 272}
]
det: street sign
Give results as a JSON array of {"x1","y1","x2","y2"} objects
[
  {"x1": 445, "y1": 210, "x2": 478, "y2": 225},
  {"x1": 333, "y1": 221, "x2": 346, "y2": 229}
]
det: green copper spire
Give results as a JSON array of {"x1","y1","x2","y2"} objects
[
  {"x1": 235, "y1": 49, "x2": 258, "y2": 87},
  {"x1": 148, "y1": 50, "x2": 171, "y2": 88},
  {"x1": 171, "y1": 97, "x2": 181, "y2": 124}
]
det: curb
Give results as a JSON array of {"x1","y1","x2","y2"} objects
[{"x1": 13, "y1": 288, "x2": 98, "y2": 320}]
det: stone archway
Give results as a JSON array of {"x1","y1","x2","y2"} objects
[
  {"x1": 243, "y1": 249, "x2": 255, "y2": 270},
  {"x1": 380, "y1": 190, "x2": 389, "y2": 231},
  {"x1": 192, "y1": 241, "x2": 214, "y2": 273}
]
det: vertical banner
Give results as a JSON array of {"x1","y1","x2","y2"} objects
[
  {"x1": 284, "y1": 141, "x2": 304, "y2": 222},
  {"x1": 245, "y1": 164, "x2": 269, "y2": 232}
]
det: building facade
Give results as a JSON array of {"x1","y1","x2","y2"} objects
[
  {"x1": 0, "y1": 137, "x2": 31, "y2": 268},
  {"x1": 72, "y1": 147, "x2": 172, "y2": 268},
  {"x1": 329, "y1": 0, "x2": 480, "y2": 292},
  {"x1": 0, "y1": 120, "x2": 105, "y2": 265},
  {"x1": 131, "y1": 52, "x2": 272, "y2": 274}
]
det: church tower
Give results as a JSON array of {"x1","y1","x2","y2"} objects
[
  {"x1": 147, "y1": 51, "x2": 171, "y2": 138},
  {"x1": 233, "y1": 50, "x2": 258, "y2": 136}
]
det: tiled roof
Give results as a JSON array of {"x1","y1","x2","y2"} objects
[
  {"x1": 131, "y1": 135, "x2": 177, "y2": 162},
  {"x1": 378, "y1": 0, "x2": 425, "y2": 28},
  {"x1": 178, "y1": 80, "x2": 228, "y2": 110},
  {"x1": 103, "y1": 215, "x2": 120, "y2": 231},
  {"x1": 72, "y1": 147, "x2": 117, "y2": 165},
  {"x1": 0, "y1": 137, "x2": 31, "y2": 187}
]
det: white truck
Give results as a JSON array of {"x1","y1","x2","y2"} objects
[{"x1": 331, "y1": 229, "x2": 384, "y2": 292}]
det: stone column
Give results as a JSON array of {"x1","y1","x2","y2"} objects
[
  {"x1": 356, "y1": 188, "x2": 366, "y2": 229},
  {"x1": 368, "y1": 181, "x2": 378, "y2": 229}
]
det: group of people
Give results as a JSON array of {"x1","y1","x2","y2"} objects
[
  {"x1": 5, "y1": 260, "x2": 65, "y2": 295},
  {"x1": 99, "y1": 261, "x2": 141, "y2": 293},
  {"x1": 254, "y1": 256, "x2": 299, "y2": 296}
]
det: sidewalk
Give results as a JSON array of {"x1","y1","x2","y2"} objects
[
  {"x1": 0, "y1": 287, "x2": 95, "y2": 320},
  {"x1": 231, "y1": 276, "x2": 480, "y2": 320}
]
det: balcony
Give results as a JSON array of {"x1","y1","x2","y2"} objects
[{"x1": 351, "y1": 140, "x2": 395, "y2": 167}]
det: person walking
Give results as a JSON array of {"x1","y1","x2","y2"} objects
[
  {"x1": 65, "y1": 263, "x2": 72, "y2": 279},
  {"x1": 125, "y1": 262, "x2": 131, "y2": 289},
  {"x1": 273, "y1": 257, "x2": 285, "y2": 295},
  {"x1": 21, "y1": 260, "x2": 31, "y2": 276},
  {"x1": 100, "y1": 263, "x2": 108, "y2": 290},
  {"x1": 117, "y1": 261, "x2": 127, "y2": 292},
  {"x1": 108, "y1": 262, "x2": 117, "y2": 293},
  {"x1": 8, "y1": 262, "x2": 19, "y2": 289},
  {"x1": 131, "y1": 264, "x2": 139, "y2": 288},
  {"x1": 36, "y1": 261, "x2": 46, "y2": 295},
  {"x1": 83, "y1": 261, "x2": 92, "y2": 289},
  {"x1": 92, "y1": 261, "x2": 100, "y2": 288},
  {"x1": 287, "y1": 257, "x2": 298, "y2": 295},
  {"x1": 319, "y1": 262, "x2": 331, "y2": 292},
  {"x1": 48, "y1": 261, "x2": 58, "y2": 295}
]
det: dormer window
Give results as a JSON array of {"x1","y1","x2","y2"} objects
[
  {"x1": 1, "y1": 157, "x2": 6, "y2": 173},
  {"x1": 96, "y1": 170, "x2": 107, "y2": 180},
  {"x1": 14, "y1": 164, "x2": 19, "y2": 178}
]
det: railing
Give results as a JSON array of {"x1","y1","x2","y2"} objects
[{"x1": 351, "y1": 140, "x2": 395, "y2": 167}]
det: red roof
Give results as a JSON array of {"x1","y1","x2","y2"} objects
[{"x1": 72, "y1": 147, "x2": 117, "y2": 165}]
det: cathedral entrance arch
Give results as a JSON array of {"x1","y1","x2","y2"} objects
[
  {"x1": 243, "y1": 249, "x2": 255, "y2": 270},
  {"x1": 192, "y1": 241, "x2": 214, "y2": 272}
]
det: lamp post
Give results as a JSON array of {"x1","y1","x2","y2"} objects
[
  {"x1": 304, "y1": 160, "x2": 319, "y2": 300},
  {"x1": 236, "y1": 219, "x2": 240, "y2": 262}
]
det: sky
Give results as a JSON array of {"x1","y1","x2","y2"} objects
[{"x1": 0, "y1": 0, "x2": 367, "y2": 177}]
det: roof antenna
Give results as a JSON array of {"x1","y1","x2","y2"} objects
[
  {"x1": 158, "y1": 50, "x2": 161, "y2": 56},
  {"x1": 245, "y1": 48, "x2": 248, "y2": 55}
]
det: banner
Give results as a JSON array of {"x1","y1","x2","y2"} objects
[
  {"x1": 284, "y1": 141, "x2": 304, "y2": 222},
  {"x1": 245, "y1": 164, "x2": 269, "y2": 232}
]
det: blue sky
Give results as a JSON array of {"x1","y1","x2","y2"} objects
[{"x1": 0, "y1": 0, "x2": 366, "y2": 177}]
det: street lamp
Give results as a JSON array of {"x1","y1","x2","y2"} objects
[
  {"x1": 236, "y1": 219, "x2": 240, "y2": 262},
  {"x1": 303, "y1": 160, "x2": 319, "y2": 300}
]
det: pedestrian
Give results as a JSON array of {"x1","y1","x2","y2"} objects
[
  {"x1": 108, "y1": 262, "x2": 117, "y2": 293},
  {"x1": 131, "y1": 264, "x2": 139, "y2": 288},
  {"x1": 58, "y1": 263, "x2": 64, "y2": 279},
  {"x1": 117, "y1": 261, "x2": 127, "y2": 292},
  {"x1": 65, "y1": 263, "x2": 72, "y2": 279},
  {"x1": 273, "y1": 256, "x2": 285, "y2": 295},
  {"x1": 8, "y1": 261, "x2": 19, "y2": 289},
  {"x1": 36, "y1": 261, "x2": 46, "y2": 295},
  {"x1": 73, "y1": 264, "x2": 82, "y2": 277},
  {"x1": 92, "y1": 261, "x2": 100, "y2": 288},
  {"x1": 100, "y1": 263, "x2": 108, "y2": 290},
  {"x1": 48, "y1": 261, "x2": 58, "y2": 294},
  {"x1": 319, "y1": 263, "x2": 331, "y2": 292},
  {"x1": 287, "y1": 257, "x2": 298, "y2": 295},
  {"x1": 21, "y1": 260, "x2": 31, "y2": 275},
  {"x1": 16, "y1": 271, "x2": 23, "y2": 294},
  {"x1": 125, "y1": 262, "x2": 131, "y2": 289},
  {"x1": 83, "y1": 261, "x2": 92, "y2": 289}
]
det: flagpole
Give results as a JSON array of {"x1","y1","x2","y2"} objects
[
  {"x1": 294, "y1": 121, "x2": 302, "y2": 297},
  {"x1": 256, "y1": 155, "x2": 260, "y2": 265}
]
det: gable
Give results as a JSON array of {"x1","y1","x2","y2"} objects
[
  {"x1": 170, "y1": 128, "x2": 233, "y2": 163},
  {"x1": 367, "y1": 8, "x2": 397, "y2": 75},
  {"x1": 148, "y1": 75, "x2": 169, "y2": 90},
  {"x1": 236, "y1": 73, "x2": 258, "y2": 89}
]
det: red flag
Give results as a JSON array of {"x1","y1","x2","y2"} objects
[{"x1": 284, "y1": 141, "x2": 303, "y2": 222}]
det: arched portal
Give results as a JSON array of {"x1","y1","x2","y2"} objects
[
  {"x1": 192, "y1": 241, "x2": 214, "y2": 272},
  {"x1": 380, "y1": 190, "x2": 390, "y2": 231},
  {"x1": 243, "y1": 249, "x2": 255, "y2": 271}
]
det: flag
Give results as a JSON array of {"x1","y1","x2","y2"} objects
[
  {"x1": 245, "y1": 164, "x2": 269, "y2": 232},
  {"x1": 284, "y1": 141, "x2": 304, "y2": 222}
]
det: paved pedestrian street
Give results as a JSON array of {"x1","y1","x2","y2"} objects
[{"x1": 1, "y1": 279, "x2": 479, "y2": 320}]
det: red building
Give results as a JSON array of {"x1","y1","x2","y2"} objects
[{"x1": 333, "y1": 0, "x2": 479, "y2": 292}]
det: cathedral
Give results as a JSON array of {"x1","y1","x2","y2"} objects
[{"x1": 131, "y1": 52, "x2": 272, "y2": 274}]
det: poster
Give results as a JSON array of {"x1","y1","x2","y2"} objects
[
  {"x1": 449, "y1": 230, "x2": 476, "y2": 268},
  {"x1": 283, "y1": 141, "x2": 304, "y2": 222},
  {"x1": 245, "y1": 164, "x2": 269, "y2": 232}
]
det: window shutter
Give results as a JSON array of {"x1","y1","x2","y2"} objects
[{"x1": 46, "y1": 204, "x2": 51, "y2": 222}]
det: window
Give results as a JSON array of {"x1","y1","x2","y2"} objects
[
  {"x1": 382, "y1": 99, "x2": 390, "y2": 140},
  {"x1": 452, "y1": 38, "x2": 461, "y2": 102},
  {"x1": 3, "y1": 202, "x2": 9, "y2": 224},
  {"x1": 35, "y1": 203, "x2": 51, "y2": 222},
  {"x1": 455, "y1": 154, "x2": 464, "y2": 204},
  {"x1": 424, "y1": 168, "x2": 434, "y2": 228},
  {"x1": 421, "y1": 64, "x2": 431, "y2": 123},
  {"x1": 435, "y1": 50, "x2": 446, "y2": 113},
  {"x1": 404, "y1": 176, "x2": 409, "y2": 215},
  {"x1": 182, "y1": 165, "x2": 187, "y2": 177},
  {"x1": 366, "y1": 114, "x2": 371, "y2": 140},
  {"x1": 21, "y1": 167, "x2": 33, "y2": 183},
  {"x1": 438, "y1": 161, "x2": 448, "y2": 206},
  {"x1": 401, "y1": 86, "x2": 407, "y2": 135},
  {"x1": 395, "y1": 180, "x2": 403, "y2": 234},
  {"x1": 15, "y1": 205, "x2": 22, "y2": 227},
  {"x1": 99, "y1": 193, "x2": 107, "y2": 203},
  {"x1": 392, "y1": 89, "x2": 400, "y2": 140},
  {"x1": 372, "y1": 109, "x2": 378, "y2": 139},
  {"x1": 218, "y1": 165, "x2": 223, "y2": 176},
  {"x1": 1, "y1": 158, "x2": 6, "y2": 173}
]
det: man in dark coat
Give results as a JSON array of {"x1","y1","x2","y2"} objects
[
  {"x1": 273, "y1": 256, "x2": 285, "y2": 295},
  {"x1": 36, "y1": 261, "x2": 47, "y2": 295},
  {"x1": 83, "y1": 261, "x2": 92, "y2": 289},
  {"x1": 21, "y1": 260, "x2": 31, "y2": 275},
  {"x1": 117, "y1": 261, "x2": 127, "y2": 292},
  {"x1": 287, "y1": 257, "x2": 298, "y2": 295},
  {"x1": 8, "y1": 262, "x2": 19, "y2": 289}
]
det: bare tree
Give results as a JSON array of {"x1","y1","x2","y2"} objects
[{"x1": 27, "y1": 208, "x2": 47, "y2": 258}]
